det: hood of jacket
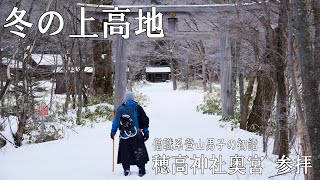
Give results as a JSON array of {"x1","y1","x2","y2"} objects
[{"x1": 124, "y1": 100, "x2": 138, "y2": 107}]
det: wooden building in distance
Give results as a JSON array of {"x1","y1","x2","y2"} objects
[
  {"x1": 30, "y1": 54, "x2": 63, "y2": 79},
  {"x1": 0, "y1": 58, "x2": 32, "y2": 81},
  {"x1": 54, "y1": 67, "x2": 93, "y2": 94},
  {"x1": 146, "y1": 66, "x2": 171, "y2": 82}
]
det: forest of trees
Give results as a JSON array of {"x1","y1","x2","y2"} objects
[{"x1": 0, "y1": 0, "x2": 319, "y2": 179}]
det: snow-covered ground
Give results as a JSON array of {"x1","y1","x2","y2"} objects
[{"x1": 0, "y1": 82, "x2": 303, "y2": 180}]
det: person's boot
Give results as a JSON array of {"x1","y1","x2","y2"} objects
[
  {"x1": 138, "y1": 166, "x2": 146, "y2": 177},
  {"x1": 124, "y1": 169, "x2": 131, "y2": 176}
]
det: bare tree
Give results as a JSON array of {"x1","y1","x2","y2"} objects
[
  {"x1": 153, "y1": 40, "x2": 179, "y2": 90},
  {"x1": 13, "y1": 0, "x2": 54, "y2": 146},
  {"x1": 287, "y1": 6, "x2": 313, "y2": 179},
  {"x1": 246, "y1": 1, "x2": 275, "y2": 139},
  {"x1": 185, "y1": 40, "x2": 208, "y2": 92},
  {"x1": 293, "y1": 0, "x2": 320, "y2": 178}
]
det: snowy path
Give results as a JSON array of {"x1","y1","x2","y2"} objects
[{"x1": 0, "y1": 83, "x2": 302, "y2": 180}]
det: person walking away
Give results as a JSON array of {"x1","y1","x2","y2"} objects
[{"x1": 110, "y1": 91, "x2": 150, "y2": 177}]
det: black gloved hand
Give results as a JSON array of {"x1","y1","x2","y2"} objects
[
  {"x1": 110, "y1": 131, "x2": 116, "y2": 140},
  {"x1": 143, "y1": 132, "x2": 149, "y2": 142}
]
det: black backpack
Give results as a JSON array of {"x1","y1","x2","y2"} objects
[{"x1": 119, "y1": 105, "x2": 138, "y2": 139}]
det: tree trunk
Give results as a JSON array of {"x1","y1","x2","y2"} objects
[
  {"x1": 57, "y1": 35, "x2": 73, "y2": 114},
  {"x1": 12, "y1": 0, "x2": 40, "y2": 147},
  {"x1": 114, "y1": 35, "x2": 128, "y2": 109},
  {"x1": 169, "y1": 51, "x2": 177, "y2": 90},
  {"x1": 186, "y1": 79, "x2": 189, "y2": 90},
  {"x1": 239, "y1": 72, "x2": 244, "y2": 129},
  {"x1": 241, "y1": 27, "x2": 260, "y2": 130},
  {"x1": 15, "y1": 51, "x2": 30, "y2": 146},
  {"x1": 49, "y1": 68, "x2": 56, "y2": 111},
  {"x1": 127, "y1": 66, "x2": 134, "y2": 91},
  {"x1": 272, "y1": 0, "x2": 289, "y2": 158},
  {"x1": 312, "y1": 0, "x2": 320, "y2": 77},
  {"x1": 184, "y1": 68, "x2": 190, "y2": 90},
  {"x1": 248, "y1": 14, "x2": 276, "y2": 150},
  {"x1": 76, "y1": 74, "x2": 82, "y2": 126},
  {"x1": 82, "y1": 86, "x2": 88, "y2": 107},
  {"x1": 231, "y1": 41, "x2": 240, "y2": 115},
  {"x1": 76, "y1": 41, "x2": 84, "y2": 125},
  {"x1": 63, "y1": 56, "x2": 71, "y2": 114},
  {"x1": 293, "y1": 0, "x2": 320, "y2": 178},
  {"x1": 72, "y1": 93, "x2": 76, "y2": 109},
  {"x1": 92, "y1": 40, "x2": 113, "y2": 96},
  {"x1": 0, "y1": 79, "x2": 11, "y2": 102},
  {"x1": 219, "y1": 20, "x2": 235, "y2": 118},
  {"x1": 0, "y1": 136, "x2": 6, "y2": 149},
  {"x1": 288, "y1": 10, "x2": 313, "y2": 179},
  {"x1": 208, "y1": 73, "x2": 213, "y2": 93},
  {"x1": 247, "y1": 74, "x2": 274, "y2": 133},
  {"x1": 202, "y1": 55, "x2": 207, "y2": 92},
  {"x1": 64, "y1": 92, "x2": 70, "y2": 114},
  {"x1": 91, "y1": 0, "x2": 113, "y2": 96},
  {"x1": 239, "y1": 73, "x2": 256, "y2": 130}
]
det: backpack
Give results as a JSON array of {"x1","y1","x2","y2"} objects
[
  {"x1": 137, "y1": 105, "x2": 149, "y2": 129},
  {"x1": 119, "y1": 104, "x2": 138, "y2": 139}
]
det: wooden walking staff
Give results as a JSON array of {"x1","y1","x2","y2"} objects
[{"x1": 112, "y1": 138, "x2": 115, "y2": 172}]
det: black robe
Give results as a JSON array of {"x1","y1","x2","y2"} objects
[
  {"x1": 117, "y1": 131, "x2": 149, "y2": 167},
  {"x1": 117, "y1": 104, "x2": 149, "y2": 167}
]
